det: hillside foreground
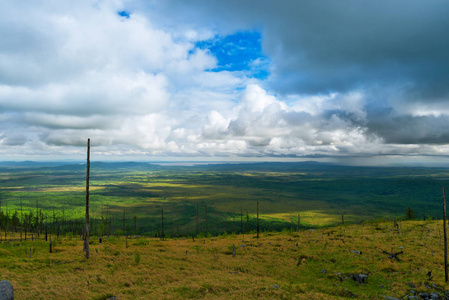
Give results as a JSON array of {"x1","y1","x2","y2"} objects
[{"x1": 1, "y1": 220, "x2": 449, "y2": 299}]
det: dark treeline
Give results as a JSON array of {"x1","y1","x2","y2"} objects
[{"x1": 0, "y1": 205, "x2": 308, "y2": 241}]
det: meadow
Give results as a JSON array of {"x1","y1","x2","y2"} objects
[
  {"x1": 1, "y1": 220, "x2": 448, "y2": 299},
  {"x1": 2, "y1": 161, "x2": 449, "y2": 299},
  {"x1": 0, "y1": 161, "x2": 448, "y2": 238}
]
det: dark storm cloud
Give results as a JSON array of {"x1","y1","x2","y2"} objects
[
  {"x1": 367, "y1": 109, "x2": 449, "y2": 144},
  {"x1": 144, "y1": 0, "x2": 449, "y2": 98}
]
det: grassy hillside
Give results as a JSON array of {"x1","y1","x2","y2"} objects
[{"x1": 1, "y1": 220, "x2": 449, "y2": 299}]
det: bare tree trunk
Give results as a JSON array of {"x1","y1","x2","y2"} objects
[
  {"x1": 241, "y1": 209, "x2": 243, "y2": 235},
  {"x1": 443, "y1": 186, "x2": 448, "y2": 283},
  {"x1": 196, "y1": 203, "x2": 199, "y2": 236},
  {"x1": 256, "y1": 201, "x2": 259, "y2": 238},
  {"x1": 36, "y1": 200, "x2": 39, "y2": 237},
  {"x1": 161, "y1": 207, "x2": 164, "y2": 241},
  {"x1": 205, "y1": 204, "x2": 208, "y2": 234},
  {"x1": 20, "y1": 200, "x2": 23, "y2": 241},
  {"x1": 84, "y1": 138, "x2": 90, "y2": 259},
  {"x1": 246, "y1": 210, "x2": 249, "y2": 234},
  {"x1": 122, "y1": 207, "x2": 125, "y2": 234},
  {"x1": 297, "y1": 213, "x2": 300, "y2": 232}
]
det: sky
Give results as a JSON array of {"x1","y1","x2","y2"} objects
[{"x1": 0, "y1": 0, "x2": 448, "y2": 165}]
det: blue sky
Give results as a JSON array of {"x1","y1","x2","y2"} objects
[
  {"x1": 195, "y1": 31, "x2": 270, "y2": 79},
  {"x1": 0, "y1": 0, "x2": 448, "y2": 165}
]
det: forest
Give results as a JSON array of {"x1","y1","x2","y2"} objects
[{"x1": 0, "y1": 161, "x2": 447, "y2": 239}]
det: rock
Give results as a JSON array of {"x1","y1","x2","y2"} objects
[
  {"x1": 419, "y1": 293, "x2": 429, "y2": 299},
  {"x1": 0, "y1": 280, "x2": 14, "y2": 300},
  {"x1": 350, "y1": 250, "x2": 362, "y2": 255},
  {"x1": 271, "y1": 284, "x2": 280, "y2": 290},
  {"x1": 408, "y1": 282, "x2": 416, "y2": 289},
  {"x1": 430, "y1": 292, "x2": 439, "y2": 300},
  {"x1": 352, "y1": 273, "x2": 368, "y2": 284},
  {"x1": 407, "y1": 297, "x2": 418, "y2": 300}
]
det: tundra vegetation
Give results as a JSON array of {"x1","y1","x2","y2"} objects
[
  {"x1": 0, "y1": 161, "x2": 449, "y2": 298},
  {"x1": 0, "y1": 220, "x2": 449, "y2": 299}
]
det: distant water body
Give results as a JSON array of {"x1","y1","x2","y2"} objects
[{"x1": 151, "y1": 162, "x2": 239, "y2": 167}]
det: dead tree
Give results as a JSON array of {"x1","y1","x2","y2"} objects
[
  {"x1": 443, "y1": 186, "x2": 448, "y2": 283},
  {"x1": 205, "y1": 203, "x2": 208, "y2": 234},
  {"x1": 256, "y1": 201, "x2": 259, "y2": 238},
  {"x1": 196, "y1": 203, "x2": 199, "y2": 236},
  {"x1": 161, "y1": 207, "x2": 165, "y2": 241},
  {"x1": 122, "y1": 207, "x2": 125, "y2": 233},
  {"x1": 176, "y1": 212, "x2": 179, "y2": 237},
  {"x1": 297, "y1": 213, "x2": 300, "y2": 232},
  {"x1": 241, "y1": 209, "x2": 244, "y2": 235},
  {"x1": 382, "y1": 249, "x2": 403, "y2": 261},
  {"x1": 84, "y1": 138, "x2": 90, "y2": 259}
]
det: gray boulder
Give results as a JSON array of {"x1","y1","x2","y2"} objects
[
  {"x1": 352, "y1": 273, "x2": 368, "y2": 284},
  {"x1": 0, "y1": 280, "x2": 14, "y2": 300}
]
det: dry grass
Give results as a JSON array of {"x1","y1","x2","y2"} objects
[{"x1": 1, "y1": 220, "x2": 448, "y2": 299}]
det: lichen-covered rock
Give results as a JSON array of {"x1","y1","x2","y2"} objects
[
  {"x1": 0, "y1": 280, "x2": 14, "y2": 300},
  {"x1": 351, "y1": 273, "x2": 368, "y2": 284}
]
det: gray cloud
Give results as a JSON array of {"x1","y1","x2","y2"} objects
[
  {"x1": 367, "y1": 110, "x2": 449, "y2": 144},
  {"x1": 146, "y1": 0, "x2": 449, "y2": 99},
  {"x1": 0, "y1": 0, "x2": 448, "y2": 162}
]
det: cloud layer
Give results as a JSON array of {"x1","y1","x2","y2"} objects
[{"x1": 0, "y1": 0, "x2": 448, "y2": 163}]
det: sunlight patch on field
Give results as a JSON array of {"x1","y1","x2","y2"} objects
[
  {"x1": 38, "y1": 186, "x2": 105, "y2": 192},
  {"x1": 261, "y1": 210, "x2": 359, "y2": 226},
  {"x1": 142, "y1": 182, "x2": 211, "y2": 189}
]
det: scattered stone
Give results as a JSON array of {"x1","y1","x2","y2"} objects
[
  {"x1": 239, "y1": 245, "x2": 246, "y2": 248},
  {"x1": 408, "y1": 282, "x2": 416, "y2": 289},
  {"x1": 407, "y1": 296, "x2": 418, "y2": 300},
  {"x1": 419, "y1": 293, "x2": 429, "y2": 299},
  {"x1": 430, "y1": 292, "x2": 440, "y2": 300},
  {"x1": 351, "y1": 273, "x2": 368, "y2": 284},
  {"x1": 382, "y1": 296, "x2": 400, "y2": 300},
  {"x1": 0, "y1": 280, "x2": 14, "y2": 300},
  {"x1": 350, "y1": 250, "x2": 362, "y2": 255},
  {"x1": 271, "y1": 284, "x2": 280, "y2": 290},
  {"x1": 106, "y1": 297, "x2": 116, "y2": 300},
  {"x1": 320, "y1": 270, "x2": 327, "y2": 274}
]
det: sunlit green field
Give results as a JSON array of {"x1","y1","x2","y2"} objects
[{"x1": 0, "y1": 161, "x2": 448, "y2": 236}]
